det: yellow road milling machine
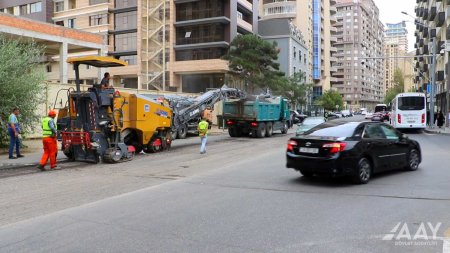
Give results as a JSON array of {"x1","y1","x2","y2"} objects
[{"x1": 56, "y1": 56, "x2": 172, "y2": 163}]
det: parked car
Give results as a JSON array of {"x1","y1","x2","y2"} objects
[
  {"x1": 286, "y1": 121, "x2": 421, "y2": 184},
  {"x1": 290, "y1": 110, "x2": 307, "y2": 125},
  {"x1": 371, "y1": 112, "x2": 383, "y2": 122},
  {"x1": 296, "y1": 117, "x2": 326, "y2": 136},
  {"x1": 326, "y1": 112, "x2": 340, "y2": 120},
  {"x1": 333, "y1": 112, "x2": 343, "y2": 118},
  {"x1": 364, "y1": 112, "x2": 373, "y2": 119},
  {"x1": 341, "y1": 110, "x2": 353, "y2": 117}
]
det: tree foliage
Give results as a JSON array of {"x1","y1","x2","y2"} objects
[
  {"x1": 225, "y1": 34, "x2": 284, "y2": 92},
  {"x1": 274, "y1": 72, "x2": 312, "y2": 108},
  {"x1": 225, "y1": 34, "x2": 312, "y2": 108},
  {"x1": 384, "y1": 68, "x2": 404, "y2": 104},
  {"x1": 0, "y1": 35, "x2": 46, "y2": 147},
  {"x1": 318, "y1": 90, "x2": 344, "y2": 111}
]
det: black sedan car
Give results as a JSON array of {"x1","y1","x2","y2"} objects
[{"x1": 286, "y1": 121, "x2": 421, "y2": 184}]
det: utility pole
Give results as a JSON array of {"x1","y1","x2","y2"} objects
[
  {"x1": 446, "y1": 48, "x2": 450, "y2": 127},
  {"x1": 429, "y1": 38, "x2": 436, "y2": 128}
]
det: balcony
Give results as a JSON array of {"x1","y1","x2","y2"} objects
[
  {"x1": 429, "y1": 7, "x2": 437, "y2": 20},
  {"x1": 237, "y1": 0, "x2": 253, "y2": 12},
  {"x1": 330, "y1": 56, "x2": 338, "y2": 62},
  {"x1": 330, "y1": 66, "x2": 338, "y2": 72},
  {"x1": 237, "y1": 18, "x2": 253, "y2": 33},
  {"x1": 437, "y1": 12, "x2": 445, "y2": 26},
  {"x1": 330, "y1": 15, "x2": 337, "y2": 23},
  {"x1": 330, "y1": 26, "x2": 338, "y2": 33},
  {"x1": 330, "y1": 36, "x2": 338, "y2": 43},
  {"x1": 263, "y1": 1, "x2": 296, "y2": 19},
  {"x1": 330, "y1": 47, "x2": 338, "y2": 52},
  {"x1": 330, "y1": 6, "x2": 337, "y2": 14}
]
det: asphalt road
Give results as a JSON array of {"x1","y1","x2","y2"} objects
[{"x1": 0, "y1": 116, "x2": 449, "y2": 253}]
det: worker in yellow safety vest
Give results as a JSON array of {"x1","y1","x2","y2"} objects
[
  {"x1": 197, "y1": 118, "x2": 209, "y2": 154},
  {"x1": 37, "y1": 110, "x2": 59, "y2": 171}
]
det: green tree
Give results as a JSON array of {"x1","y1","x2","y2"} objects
[
  {"x1": 318, "y1": 89, "x2": 344, "y2": 111},
  {"x1": 0, "y1": 35, "x2": 46, "y2": 147},
  {"x1": 384, "y1": 68, "x2": 404, "y2": 104},
  {"x1": 225, "y1": 34, "x2": 284, "y2": 92},
  {"x1": 276, "y1": 72, "x2": 312, "y2": 109}
]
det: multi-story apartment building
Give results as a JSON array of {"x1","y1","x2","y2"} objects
[
  {"x1": 332, "y1": 0, "x2": 384, "y2": 110},
  {"x1": 384, "y1": 22, "x2": 408, "y2": 91},
  {"x1": 260, "y1": 0, "x2": 336, "y2": 102},
  {"x1": 385, "y1": 22, "x2": 408, "y2": 51},
  {"x1": 414, "y1": 0, "x2": 448, "y2": 114},
  {"x1": 259, "y1": 19, "x2": 308, "y2": 78},
  {"x1": 170, "y1": 0, "x2": 258, "y2": 93},
  {"x1": 0, "y1": 0, "x2": 53, "y2": 23}
]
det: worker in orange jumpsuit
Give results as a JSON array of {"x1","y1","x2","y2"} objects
[{"x1": 37, "y1": 110, "x2": 59, "y2": 171}]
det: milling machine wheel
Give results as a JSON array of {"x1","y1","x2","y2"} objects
[{"x1": 103, "y1": 148, "x2": 122, "y2": 163}]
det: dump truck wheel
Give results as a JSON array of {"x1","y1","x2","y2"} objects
[
  {"x1": 265, "y1": 122, "x2": 273, "y2": 137},
  {"x1": 228, "y1": 128, "x2": 237, "y2": 137},
  {"x1": 281, "y1": 122, "x2": 288, "y2": 134},
  {"x1": 177, "y1": 125, "x2": 187, "y2": 139},
  {"x1": 256, "y1": 123, "x2": 266, "y2": 138}
]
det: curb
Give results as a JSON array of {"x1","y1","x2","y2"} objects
[
  {"x1": 423, "y1": 129, "x2": 450, "y2": 136},
  {"x1": 0, "y1": 158, "x2": 69, "y2": 170}
]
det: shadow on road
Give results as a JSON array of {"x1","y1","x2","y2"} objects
[{"x1": 289, "y1": 168, "x2": 414, "y2": 187}]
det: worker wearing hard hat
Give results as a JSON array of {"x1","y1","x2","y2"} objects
[{"x1": 37, "y1": 110, "x2": 59, "y2": 171}]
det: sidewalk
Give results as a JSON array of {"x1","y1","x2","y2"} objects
[
  {"x1": 0, "y1": 139, "x2": 66, "y2": 170},
  {"x1": 423, "y1": 126, "x2": 450, "y2": 135},
  {"x1": 0, "y1": 126, "x2": 227, "y2": 170}
]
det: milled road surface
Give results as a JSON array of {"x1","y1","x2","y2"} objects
[{"x1": 0, "y1": 117, "x2": 449, "y2": 252}]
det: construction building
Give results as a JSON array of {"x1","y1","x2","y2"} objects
[{"x1": 170, "y1": 0, "x2": 258, "y2": 93}]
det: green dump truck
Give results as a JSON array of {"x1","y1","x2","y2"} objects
[{"x1": 222, "y1": 96, "x2": 290, "y2": 138}]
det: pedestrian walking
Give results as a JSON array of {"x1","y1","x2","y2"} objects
[
  {"x1": 437, "y1": 110, "x2": 445, "y2": 128},
  {"x1": 198, "y1": 117, "x2": 209, "y2": 154},
  {"x1": 37, "y1": 110, "x2": 59, "y2": 171},
  {"x1": 8, "y1": 107, "x2": 23, "y2": 159}
]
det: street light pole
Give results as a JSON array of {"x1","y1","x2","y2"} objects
[
  {"x1": 402, "y1": 11, "x2": 436, "y2": 128},
  {"x1": 429, "y1": 38, "x2": 436, "y2": 128}
]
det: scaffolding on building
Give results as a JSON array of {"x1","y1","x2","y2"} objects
[{"x1": 142, "y1": 0, "x2": 168, "y2": 90}]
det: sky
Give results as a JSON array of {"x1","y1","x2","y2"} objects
[{"x1": 373, "y1": 0, "x2": 416, "y2": 52}]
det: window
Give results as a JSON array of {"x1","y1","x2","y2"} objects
[
  {"x1": 68, "y1": 18, "x2": 75, "y2": 28},
  {"x1": 46, "y1": 65, "x2": 52, "y2": 73},
  {"x1": 363, "y1": 124, "x2": 385, "y2": 139},
  {"x1": 30, "y1": 2, "x2": 42, "y2": 13},
  {"x1": 121, "y1": 55, "x2": 137, "y2": 65},
  {"x1": 55, "y1": 1, "x2": 64, "y2": 12},
  {"x1": 114, "y1": 33, "x2": 137, "y2": 51},
  {"x1": 380, "y1": 125, "x2": 399, "y2": 140},
  {"x1": 237, "y1": 11, "x2": 243, "y2": 20},
  {"x1": 90, "y1": 0, "x2": 109, "y2": 5},
  {"x1": 90, "y1": 14, "x2": 108, "y2": 26},
  {"x1": 293, "y1": 47, "x2": 296, "y2": 59},
  {"x1": 293, "y1": 67, "x2": 296, "y2": 73},
  {"x1": 20, "y1": 5, "x2": 28, "y2": 15},
  {"x1": 115, "y1": 0, "x2": 137, "y2": 9},
  {"x1": 115, "y1": 11, "x2": 137, "y2": 30}
]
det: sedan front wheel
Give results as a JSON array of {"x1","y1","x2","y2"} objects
[
  {"x1": 406, "y1": 149, "x2": 420, "y2": 171},
  {"x1": 353, "y1": 157, "x2": 372, "y2": 184}
]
